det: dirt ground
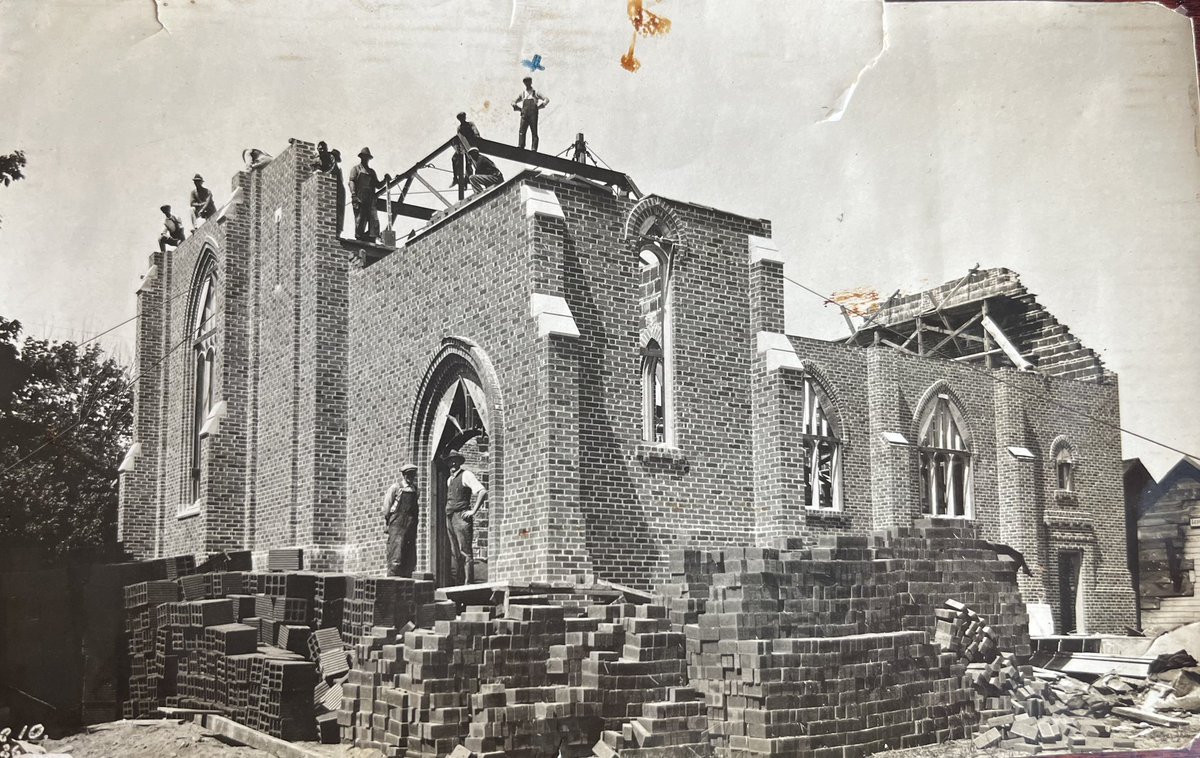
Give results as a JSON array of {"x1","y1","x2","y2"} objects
[
  {"x1": 872, "y1": 713, "x2": 1200, "y2": 757},
  {"x1": 30, "y1": 715, "x2": 1200, "y2": 757},
  {"x1": 37, "y1": 719, "x2": 384, "y2": 758}
]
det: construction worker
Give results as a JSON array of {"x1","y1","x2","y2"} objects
[
  {"x1": 383, "y1": 463, "x2": 420, "y2": 578},
  {"x1": 467, "y1": 148, "x2": 503, "y2": 192},
  {"x1": 348, "y1": 148, "x2": 389, "y2": 242},
  {"x1": 189, "y1": 174, "x2": 217, "y2": 229},
  {"x1": 456, "y1": 111, "x2": 481, "y2": 147},
  {"x1": 512, "y1": 76, "x2": 549, "y2": 151},
  {"x1": 444, "y1": 450, "x2": 486, "y2": 585},
  {"x1": 313, "y1": 142, "x2": 346, "y2": 234},
  {"x1": 157, "y1": 205, "x2": 185, "y2": 253}
]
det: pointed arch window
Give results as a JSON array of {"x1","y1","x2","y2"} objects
[
  {"x1": 638, "y1": 246, "x2": 673, "y2": 445},
  {"x1": 189, "y1": 265, "x2": 217, "y2": 505},
  {"x1": 799, "y1": 377, "x2": 842, "y2": 510},
  {"x1": 918, "y1": 394, "x2": 972, "y2": 518}
]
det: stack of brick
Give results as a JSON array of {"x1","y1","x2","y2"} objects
[
  {"x1": 934, "y1": 599, "x2": 1000, "y2": 662},
  {"x1": 660, "y1": 549, "x2": 715, "y2": 627},
  {"x1": 677, "y1": 522, "x2": 1027, "y2": 756},
  {"x1": 591, "y1": 689, "x2": 711, "y2": 757},
  {"x1": 123, "y1": 579, "x2": 180, "y2": 717},
  {"x1": 342, "y1": 576, "x2": 436, "y2": 640},
  {"x1": 121, "y1": 563, "x2": 333, "y2": 742}
]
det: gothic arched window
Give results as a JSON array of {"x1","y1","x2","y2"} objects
[
  {"x1": 638, "y1": 246, "x2": 673, "y2": 444},
  {"x1": 799, "y1": 377, "x2": 841, "y2": 510},
  {"x1": 189, "y1": 265, "x2": 217, "y2": 504},
  {"x1": 918, "y1": 393, "x2": 972, "y2": 518}
]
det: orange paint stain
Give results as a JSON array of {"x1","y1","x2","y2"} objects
[
  {"x1": 830, "y1": 287, "x2": 882, "y2": 317},
  {"x1": 621, "y1": 0, "x2": 671, "y2": 73}
]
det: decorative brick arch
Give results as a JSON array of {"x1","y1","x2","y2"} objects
[
  {"x1": 622, "y1": 195, "x2": 698, "y2": 254},
  {"x1": 408, "y1": 337, "x2": 506, "y2": 583},
  {"x1": 911, "y1": 379, "x2": 973, "y2": 446},
  {"x1": 798, "y1": 359, "x2": 847, "y2": 442}
]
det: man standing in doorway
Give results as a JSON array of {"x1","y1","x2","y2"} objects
[
  {"x1": 444, "y1": 450, "x2": 486, "y2": 585},
  {"x1": 383, "y1": 463, "x2": 419, "y2": 578},
  {"x1": 512, "y1": 76, "x2": 549, "y2": 152}
]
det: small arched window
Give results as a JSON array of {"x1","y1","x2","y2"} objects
[
  {"x1": 1055, "y1": 445, "x2": 1075, "y2": 491},
  {"x1": 189, "y1": 265, "x2": 217, "y2": 504},
  {"x1": 799, "y1": 377, "x2": 841, "y2": 510},
  {"x1": 638, "y1": 246, "x2": 672, "y2": 445},
  {"x1": 918, "y1": 393, "x2": 972, "y2": 518}
]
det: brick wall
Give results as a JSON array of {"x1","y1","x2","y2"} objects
[{"x1": 119, "y1": 141, "x2": 1136, "y2": 632}]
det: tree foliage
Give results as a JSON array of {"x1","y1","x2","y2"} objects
[
  {"x1": 0, "y1": 150, "x2": 26, "y2": 186},
  {"x1": 0, "y1": 317, "x2": 132, "y2": 558},
  {"x1": 0, "y1": 149, "x2": 26, "y2": 228}
]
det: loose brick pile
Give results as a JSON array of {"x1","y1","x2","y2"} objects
[
  {"x1": 950, "y1": 614, "x2": 1156, "y2": 754},
  {"x1": 122, "y1": 523, "x2": 1050, "y2": 756},
  {"x1": 337, "y1": 589, "x2": 689, "y2": 758},
  {"x1": 662, "y1": 522, "x2": 1030, "y2": 756}
]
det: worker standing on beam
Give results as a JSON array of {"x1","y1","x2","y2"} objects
[
  {"x1": 512, "y1": 76, "x2": 549, "y2": 152},
  {"x1": 348, "y1": 147, "x2": 389, "y2": 242}
]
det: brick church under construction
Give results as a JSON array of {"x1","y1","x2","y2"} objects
[{"x1": 117, "y1": 138, "x2": 1136, "y2": 636}]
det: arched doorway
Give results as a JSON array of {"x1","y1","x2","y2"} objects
[{"x1": 410, "y1": 339, "x2": 504, "y2": 587}]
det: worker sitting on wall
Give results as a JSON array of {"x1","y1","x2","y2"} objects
[
  {"x1": 467, "y1": 148, "x2": 503, "y2": 192},
  {"x1": 157, "y1": 204, "x2": 185, "y2": 253}
]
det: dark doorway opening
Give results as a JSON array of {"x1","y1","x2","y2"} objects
[
  {"x1": 1059, "y1": 550, "x2": 1083, "y2": 633},
  {"x1": 429, "y1": 378, "x2": 488, "y2": 587}
]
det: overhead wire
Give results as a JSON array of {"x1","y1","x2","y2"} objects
[
  {"x1": 779, "y1": 273, "x2": 1199, "y2": 460},
  {"x1": 0, "y1": 305, "x2": 224, "y2": 478}
]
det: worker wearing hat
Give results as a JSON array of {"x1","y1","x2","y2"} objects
[
  {"x1": 466, "y1": 147, "x2": 503, "y2": 193},
  {"x1": 189, "y1": 174, "x2": 217, "y2": 230},
  {"x1": 157, "y1": 204, "x2": 186, "y2": 253},
  {"x1": 512, "y1": 76, "x2": 549, "y2": 151},
  {"x1": 348, "y1": 147, "x2": 390, "y2": 242},
  {"x1": 383, "y1": 462, "x2": 420, "y2": 577},
  {"x1": 444, "y1": 450, "x2": 487, "y2": 585}
]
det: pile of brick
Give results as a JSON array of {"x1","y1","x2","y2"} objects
[
  {"x1": 121, "y1": 550, "x2": 373, "y2": 741},
  {"x1": 934, "y1": 599, "x2": 999, "y2": 662},
  {"x1": 945, "y1": 608, "x2": 1156, "y2": 753},
  {"x1": 666, "y1": 521, "x2": 1028, "y2": 756},
  {"x1": 332, "y1": 585, "x2": 688, "y2": 758},
  {"x1": 592, "y1": 689, "x2": 711, "y2": 757}
]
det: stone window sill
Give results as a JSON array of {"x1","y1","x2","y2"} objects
[
  {"x1": 177, "y1": 502, "x2": 201, "y2": 520},
  {"x1": 804, "y1": 507, "x2": 851, "y2": 526},
  {"x1": 634, "y1": 443, "x2": 689, "y2": 471}
]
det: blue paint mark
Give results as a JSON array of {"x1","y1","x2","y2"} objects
[{"x1": 521, "y1": 54, "x2": 545, "y2": 72}]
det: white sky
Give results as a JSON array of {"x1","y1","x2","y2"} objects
[{"x1": 1, "y1": 0, "x2": 1197, "y2": 478}]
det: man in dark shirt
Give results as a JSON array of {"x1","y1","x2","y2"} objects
[
  {"x1": 467, "y1": 148, "x2": 503, "y2": 192},
  {"x1": 444, "y1": 450, "x2": 486, "y2": 585}
]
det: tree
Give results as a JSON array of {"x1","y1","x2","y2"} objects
[
  {"x1": 0, "y1": 149, "x2": 26, "y2": 228},
  {"x1": 0, "y1": 150, "x2": 26, "y2": 186},
  {"x1": 0, "y1": 317, "x2": 132, "y2": 559}
]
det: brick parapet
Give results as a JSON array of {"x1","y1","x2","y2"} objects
[
  {"x1": 297, "y1": 146, "x2": 350, "y2": 562},
  {"x1": 118, "y1": 250, "x2": 166, "y2": 558}
]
